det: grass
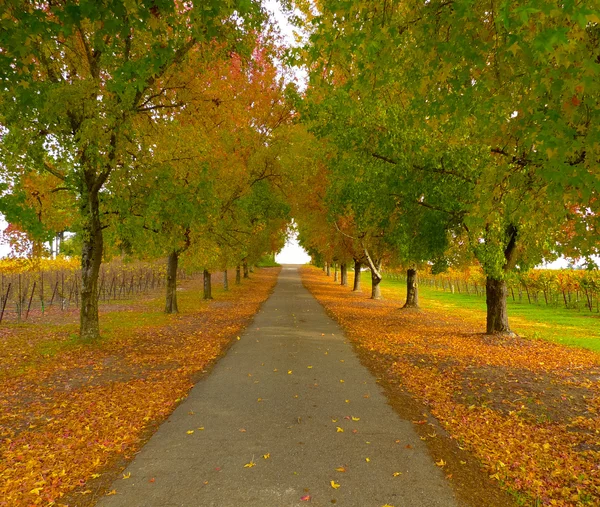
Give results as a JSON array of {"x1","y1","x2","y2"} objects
[{"x1": 361, "y1": 272, "x2": 600, "y2": 352}]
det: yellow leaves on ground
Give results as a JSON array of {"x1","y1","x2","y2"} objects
[
  {"x1": 336, "y1": 427, "x2": 344, "y2": 433},
  {"x1": 392, "y1": 472, "x2": 402, "y2": 477},
  {"x1": 262, "y1": 453, "x2": 270, "y2": 459},
  {"x1": 0, "y1": 269, "x2": 280, "y2": 505},
  {"x1": 243, "y1": 461, "x2": 256, "y2": 468},
  {"x1": 335, "y1": 466, "x2": 347, "y2": 472},
  {"x1": 330, "y1": 480, "x2": 341, "y2": 489},
  {"x1": 122, "y1": 472, "x2": 131, "y2": 479},
  {"x1": 301, "y1": 266, "x2": 600, "y2": 506}
]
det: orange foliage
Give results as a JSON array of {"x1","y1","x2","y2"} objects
[
  {"x1": 302, "y1": 266, "x2": 600, "y2": 506},
  {"x1": 0, "y1": 268, "x2": 280, "y2": 505}
]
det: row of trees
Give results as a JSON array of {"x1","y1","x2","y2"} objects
[
  {"x1": 0, "y1": 1, "x2": 296, "y2": 338},
  {"x1": 290, "y1": 0, "x2": 600, "y2": 335}
]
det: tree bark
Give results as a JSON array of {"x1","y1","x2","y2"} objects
[
  {"x1": 243, "y1": 259, "x2": 249, "y2": 278},
  {"x1": 484, "y1": 224, "x2": 518, "y2": 335},
  {"x1": 203, "y1": 269, "x2": 212, "y2": 300},
  {"x1": 486, "y1": 277, "x2": 512, "y2": 334},
  {"x1": 340, "y1": 263, "x2": 347, "y2": 286},
  {"x1": 403, "y1": 268, "x2": 419, "y2": 308},
  {"x1": 326, "y1": 262, "x2": 331, "y2": 276},
  {"x1": 353, "y1": 260, "x2": 362, "y2": 291},
  {"x1": 370, "y1": 263, "x2": 382, "y2": 300},
  {"x1": 165, "y1": 251, "x2": 179, "y2": 313},
  {"x1": 223, "y1": 270, "x2": 229, "y2": 291},
  {"x1": 334, "y1": 263, "x2": 338, "y2": 282},
  {"x1": 79, "y1": 187, "x2": 103, "y2": 339},
  {"x1": 236, "y1": 265, "x2": 241, "y2": 284}
]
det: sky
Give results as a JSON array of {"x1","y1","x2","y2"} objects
[{"x1": 275, "y1": 231, "x2": 311, "y2": 264}]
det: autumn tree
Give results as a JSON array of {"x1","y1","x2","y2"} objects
[{"x1": 0, "y1": 0, "x2": 265, "y2": 337}]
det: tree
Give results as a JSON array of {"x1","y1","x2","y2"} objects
[{"x1": 0, "y1": 0, "x2": 264, "y2": 337}]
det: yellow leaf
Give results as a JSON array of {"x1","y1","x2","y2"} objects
[
  {"x1": 382, "y1": 504, "x2": 395, "y2": 507},
  {"x1": 29, "y1": 488, "x2": 42, "y2": 495},
  {"x1": 198, "y1": 427, "x2": 205, "y2": 430},
  {"x1": 336, "y1": 427, "x2": 344, "y2": 433},
  {"x1": 106, "y1": 490, "x2": 117, "y2": 496},
  {"x1": 123, "y1": 472, "x2": 131, "y2": 479},
  {"x1": 345, "y1": 400, "x2": 350, "y2": 403},
  {"x1": 365, "y1": 457, "x2": 370, "y2": 462},
  {"x1": 340, "y1": 379, "x2": 344, "y2": 383},
  {"x1": 91, "y1": 473, "x2": 101, "y2": 479},
  {"x1": 335, "y1": 467, "x2": 346, "y2": 472},
  {"x1": 331, "y1": 418, "x2": 338, "y2": 422},
  {"x1": 307, "y1": 366, "x2": 313, "y2": 369},
  {"x1": 257, "y1": 398, "x2": 263, "y2": 402},
  {"x1": 187, "y1": 430, "x2": 194, "y2": 434},
  {"x1": 435, "y1": 459, "x2": 446, "y2": 467},
  {"x1": 351, "y1": 416, "x2": 360, "y2": 421},
  {"x1": 330, "y1": 480, "x2": 341, "y2": 489},
  {"x1": 244, "y1": 461, "x2": 256, "y2": 468},
  {"x1": 263, "y1": 453, "x2": 270, "y2": 459},
  {"x1": 392, "y1": 472, "x2": 402, "y2": 477},
  {"x1": 288, "y1": 370, "x2": 293, "y2": 374}
]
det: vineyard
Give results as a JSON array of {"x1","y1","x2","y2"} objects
[
  {"x1": 386, "y1": 267, "x2": 600, "y2": 313},
  {"x1": 0, "y1": 257, "x2": 191, "y2": 324}
]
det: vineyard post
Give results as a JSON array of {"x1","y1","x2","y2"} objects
[
  {"x1": 40, "y1": 271, "x2": 44, "y2": 314},
  {"x1": 50, "y1": 281, "x2": 58, "y2": 306},
  {"x1": 17, "y1": 273, "x2": 22, "y2": 322},
  {"x1": 25, "y1": 281, "x2": 36, "y2": 320},
  {"x1": 0, "y1": 283, "x2": 11, "y2": 324}
]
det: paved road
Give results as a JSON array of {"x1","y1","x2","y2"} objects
[{"x1": 99, "y1": 266, "x2": 458, "y2": 507}]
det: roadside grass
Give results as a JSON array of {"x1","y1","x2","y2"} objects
[{"x1": 375, "y1": 273, "x2": 600, "y2": 352}]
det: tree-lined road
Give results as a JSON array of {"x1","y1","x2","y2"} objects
[{"x1": 99, "y1": 266, "x2": 457, "y2": 507}]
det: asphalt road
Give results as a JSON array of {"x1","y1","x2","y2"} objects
[{"x1": 98, "y1": 265, "x2": 458, "y2": 507}]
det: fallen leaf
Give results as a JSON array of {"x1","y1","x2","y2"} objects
[
  {"x1": 365, "y1": 457, "x2": 370, "y2": 462},
  {"x1": 300, "y1": 494, "x2": 311, "y2": 501},
  {"x1": 106, "y1": 490, "x2": 117, "y2": 496},
  {"x1": 187, "y1": 430, "x2": 194, "y2": 434},
  {"x1": 288, "y1": 370, "x2": 293, "y2": 374},
  {"x1": 263, "y1": 453, "x2": 270, "y2": 459},
  {"x1": 149, "y1": 478, "x2": 155, "y2": 483},
  {"x1": 123, "y1": 472, "x2": 131, "y2": 479},
  {"x1": 436, "y1": 459, "x2": 446, "y2": 467},
  {"x1": 393, "y1": 472, "x2": 402, "y2": 477},
  {"x1": 351, "y1": 416, "x2": 360, "y2": 421},
  {"x1": 335, "y1": 467, "x2": 347, "y2": 472},
  {"x1": 330, "y1": 480, "x2": 341, "y2": 489},
  {"x1": 336, "y1": 427, "x2": 344, "y2": 433},
  {"x1": 244, "y1": 461, "x2": 256, "y2": 468}
]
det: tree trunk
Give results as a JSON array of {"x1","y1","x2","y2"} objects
[
  {"x1": 203, "y1": 269, "x2": 212, "y2": 300},
  {"x1": 353, "y1": 260, "x2": 362, "y2": 291},
  {"x1": 79, "y1": 187, "x2": 103, "y2": 339},
  {"x1": 326, "y1": 262, "x2": 331, "y2": 276},
  {"x1": 370, "y1": 264, "x2": 382, "y2": 300},
  {"x1": 223, "y1": 270, "x2": 229, "y2": 291},
  {"x1": 236, "y1": 265, "x2": 241, "y2": 284},
  {"x1": 403, "y1": 268, "x2": 419, "y2": 308},
  {"x1": 486, "y1": 277, "x2": 512, "y2": 334},
  {"x1": 243, "y1": 260, "x2": 249, "y2": 278},
  {"x1": 340, "y1": 263, "x2": 348, "y2": 286},
  {"x1": 334, "y1": 263, "x2": 338, "y2": 282},
  {"x1": 165, "y1": 251, "x2": 179, "y2": 313}
]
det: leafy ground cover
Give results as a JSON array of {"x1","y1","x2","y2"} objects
[
  {"x1": 382, "y1": 275, "x2": 600, "y2": 352},
  {"x1": 302, "y1": 266, "x2": 600, "y2": 506},
  {"x1": 0, "y1": 267, "x2": 280, "y2": 506}
]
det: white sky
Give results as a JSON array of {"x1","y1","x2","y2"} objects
[{"x1": 275, "y1": 230, "x2": 311, "y2": 264}]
